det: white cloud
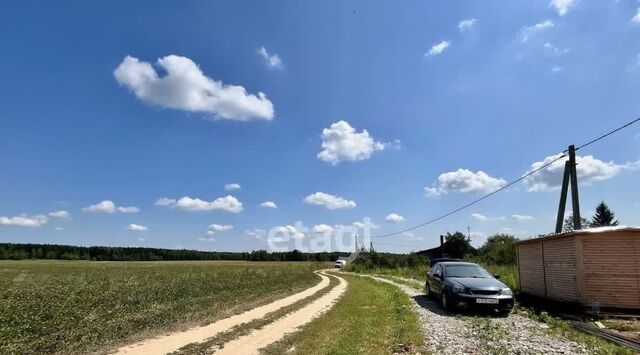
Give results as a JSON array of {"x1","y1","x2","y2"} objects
[
  {"x1": 551, "y1": 0, "x2": 576, "y2": 16},
  {"x1": 312, "y1": 224, "x2": 335, "y2": 234},
  {"x1": 127, "y1": 223, "x2": 148, "y2": 232},
  {"x1": 524, "y1": 153, "x2": 637, "y2": 192},
  {"x1": 272, "y1": 224, "x2": 306, "y2": 239},
  {"x1": 49, "y1": 210, "x2": 70, "y2": 219},
  {"x1": 54, "y1": 227, "x2": 64, "y2": 231},
  {"x1": 471, "y1": 213, "x2": 506, "y2": 222},
  {"x1": 544, "y1": 43, "x2": 570, "y2": 56},
  {"x1": 117, "y1": 206, "x2": 140, "y2": 213},
  {"x1": 352, "y1": 217, "x2": 379, "y2": 230},
  {"x1": 632, "y1": 8, "x2": 640, "y2": 24},
  {"x1": 260, "y1": 201, "x2": 278, "y2": 209},
  {"x1": 257, "y1": 47, "x2": 284, "y2": 69},
  {"x1": 512, "y1": 214, "x2": 534, "y2": 222},
  {"x1": 198, "y1": 237, "x2": 216, "y2": 242},
  {"x1": 0, "y1": 214, "x2": 48, "y2": 227},
  {"x1": 425, "y1": 40, "x2": 450, "y2": 57},
  {"x1": 224, "y1": 183, "x2": 241, "y2": 191},
  {"x1": 155, "y1": 197, "x2": 177, "y2": 206},
  {"x1": 83, "y1": 200, "x2": 139, "y2": 214},
  {"x1": 317, "y1": 120, "x2": 394, "y2": 165},
  {"x1": 551, "y1": 65, "x2": 563, "y2": 73},
  {"x1": 424, "y1": 186, "x2": 440, "y2": 197},
  {"x1": 209, "y1": 224, "x2": 233, "y2": 232},
  {"x1": 425, "y1": 169, "x2": 506, "y2": 195},
  {"x1": 521, "y1": 20, "x2": 554, "y2": 42},
  {"x1": 114, "y1": 55, "x2": 274, "y2": 121},
  {"x1": 385, "y1": 213, "x2": 405, "y2": 223},
  {"x1": 164, "y1": 195, "x2": 243, "y2": 213},
  {"x1": 303, "y1": 192, "x2": 356, "y2": 210},
  {"x1": 246, "y1": 228, "x2": 267, "y2": 239},
  {"x1": 458, "y1": 19, "x2": 477, "y2": 32}
]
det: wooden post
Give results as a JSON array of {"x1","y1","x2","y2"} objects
[
  {"x1": 555, "y1": 161, "x2": 571, "y2": 233},
  {"x1": 568, "y1": 145, "x2": 582, "y2": 230}
]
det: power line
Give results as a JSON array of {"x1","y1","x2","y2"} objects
[{"x1": 372, "y1": 117, "x2": 640, "y2": 240}]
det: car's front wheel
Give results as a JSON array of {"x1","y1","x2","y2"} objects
[{"x1": 441, "y1": 292, "x2": 450, "y2": 311}]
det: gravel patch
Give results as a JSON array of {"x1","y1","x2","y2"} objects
[{"x1": 360, "y1": 274, "x2": 589, "y2": 355}]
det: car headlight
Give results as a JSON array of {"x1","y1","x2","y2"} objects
[
  {"x1": 452, "y1": 285, "x2": 466, "y2": 294},
  {"x1": 500, "y1": 288, "x2": 513, "y2": 296}
]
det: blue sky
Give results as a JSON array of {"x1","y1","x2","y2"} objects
[{"x1": 1, "y1": 0, "x2": 640, "y2": 253}]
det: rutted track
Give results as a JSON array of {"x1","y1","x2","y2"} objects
[
  {"x1": 114, "y1": 270, "x2": 333, "y2": 355},
  {"x1": 213, "y1": 271, "x2": 347, "y2": 355}
]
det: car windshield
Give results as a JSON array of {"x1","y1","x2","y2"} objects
[{"x1": 444, "y1": 265, "x2": 493, "y2": 278}]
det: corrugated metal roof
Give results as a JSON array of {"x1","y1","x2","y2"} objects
[{"x1": 514, "y1": 226, "x2": 640, "y2": 245}]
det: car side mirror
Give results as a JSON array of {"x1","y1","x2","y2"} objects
[{"x1": 493, "y1": 274, "x2": 500, "y2": 279}]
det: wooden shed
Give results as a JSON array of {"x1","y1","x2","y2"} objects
[{"x1": 515, "y1": 226, "x2": 640, "y2": 309}]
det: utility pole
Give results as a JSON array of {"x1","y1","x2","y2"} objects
[
  {"x1": 554, "y1": 145, "x2": 581, "y2": 233},
  {"x1": 467, "y1": 226, "x2": 471, "y2": 242}
]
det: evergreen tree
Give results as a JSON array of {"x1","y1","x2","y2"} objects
[{"x1": 591, "y1": 201, "x2": 619, "y2": 227}]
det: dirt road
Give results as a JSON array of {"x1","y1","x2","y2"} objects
[
  {"x1": 114, "y1": 270, "x2": 333, "y2": 355},
  {"x1": 214, "y1": 271, "x2": 347, "y2": 355}
]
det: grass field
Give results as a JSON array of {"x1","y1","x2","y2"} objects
[
  {"x1": 261, "y1": 273, "x2": 425, "y2": 354},
  {"x1": 0, "y1": 260, "x2": 324, "y2": 354}
]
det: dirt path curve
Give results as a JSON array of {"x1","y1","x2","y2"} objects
[
  {"x1": 115, "y1": 270, "x2": 332, "y2": 355},
  {"x1": 214, "y1": 271, "x2": 347, "y2": 355},
  {"x1": 357, "y1": 274, "x2": 588, "y2": 355}
]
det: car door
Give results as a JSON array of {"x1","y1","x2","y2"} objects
[{"x1": 431, "y1": 264, "x2": 443, "y2": 296}]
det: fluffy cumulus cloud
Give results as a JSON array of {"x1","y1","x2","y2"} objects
[
  {"x1": 127, "y1": 224, "x2": 148, "y2": 232},
  {"x1": 471, "y1": 213, "x2": 505, "y2": 222},
  {"x1": 523, "y1": 153, "x2": 637, "y2": 192},
  {"x1": 155, "y1": 197, "x2": 176, "y2": 206},
  {"x1": 303, "y1": 192, "x2": 356, "y2": 210},
  {"x1": 83, "y1": 200, "x2": 139, "y2": 214},
  {"x1": 425, "y1": 169, "x2": 506, "y2": 196},
  {"x1": 260, "y1": 201, "x2": 278, "y2": 209},
  {"x1": 632, "y1": 8, "x2": 640, "y2": 24},
  {"x1": 224, "y1": 183, "x2": 241, "y2": 191},
  {"x1": 317, "y1": 120, "x2": 394, "y2": 165},
  {"x1": 425, "y1": 40, "x2": 450, "y2": 57},
  {"x1": 385, "y1": 213, "x2": 405, "y2": 223},
  {"x1": 160, "y1": 195, "x2": 243, "y2": 213},
  {"x1": 257, "y1": 47, "x2": 283, "y2": 69},
  {"x1": 550, "y1": 0, "x2": 576, "y2": 16},
  {"x1": 0, "y1": 214, "x2": 48, "y2": 227},
  {"x1": 458, "y1": 18, "x2": 477, "y2": 32},
  {"x1": 209, "y1": 224, "x2": 233, "y2": 232},
  {"x1": 114, "y1": 55, "x2": 274, "y2": 121},
  {"x1": 512, "y1": 214, "x2": 534, "y2": 222},
  {"x1": 272, "y1": 224, "x2": 306, "y2": 239},
  {"x1": 521, "y1": 20, "x2": 554, "y2": 42},
  {"x1": 49, "y1": 210, "x2": 70, "y2": 219}
]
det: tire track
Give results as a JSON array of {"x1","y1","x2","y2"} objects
[
  {"x1": 114, "y1": 270, "x2": 332, "y2": 355},
  {"x1": 213, "y1": 271, "x2": 347, "y2": 355}
]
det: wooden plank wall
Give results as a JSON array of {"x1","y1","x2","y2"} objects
[
  {"x1": 517, "y1": 242, "x2": 546, "y2": 297},
  {"x1": 580, "y1": 233, "x2": 640, "y2": 309},
  {"x1": 543, "y1": 237, "x2": 580, "y2": 302}
]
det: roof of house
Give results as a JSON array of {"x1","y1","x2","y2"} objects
[{"x1": 514, "y1": 226, "x2": 640, "y2": 245}]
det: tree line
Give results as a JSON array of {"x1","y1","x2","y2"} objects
[{"x1": 0, "y1": 243, "x2": 348, "y2": 262}]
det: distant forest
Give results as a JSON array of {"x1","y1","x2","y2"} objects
[{"x1": 0, "y1": 243, "x2": 349, "y2": 262}]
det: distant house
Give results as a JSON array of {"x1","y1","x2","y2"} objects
[{"x1": 515, "y1": 226, "x2": 640, "y2": 309}]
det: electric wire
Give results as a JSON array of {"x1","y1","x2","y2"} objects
[{"x1": 371, "y1": 117, "x2": 640, "y2": 240}]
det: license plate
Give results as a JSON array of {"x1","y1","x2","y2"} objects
[{"x1": 476, "y1": 298, "x2": 499, "y2": 304}]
